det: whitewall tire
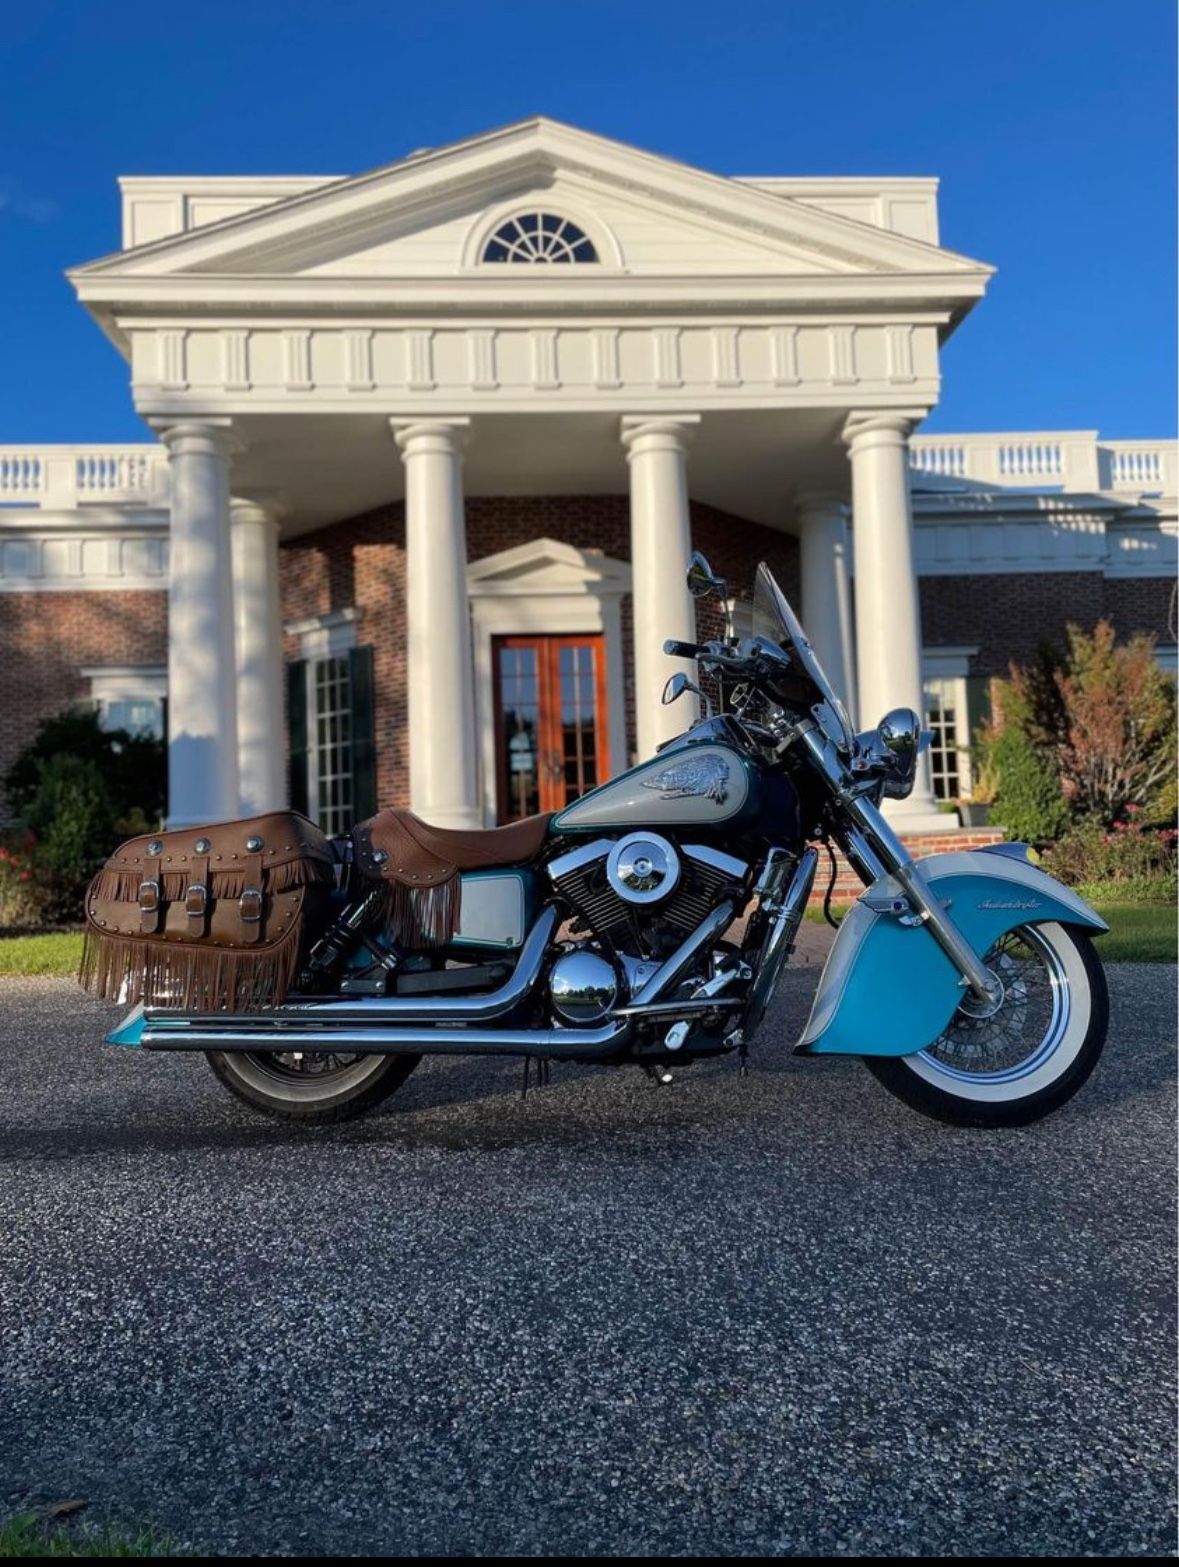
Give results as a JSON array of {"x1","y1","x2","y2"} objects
[{"x1": 865, "y1": 922, "x2": 1108, "y2": 1128}]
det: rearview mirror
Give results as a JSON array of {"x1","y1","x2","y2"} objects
[
  {"x1": 662, "y1": 672, "x2": 699, "y2": 706},
  {"x1": 686, "y1": 551, "x2": 727, "y2": 600}
]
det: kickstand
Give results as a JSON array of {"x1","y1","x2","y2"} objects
[{"x1": 521, "y1": 1057, "x2": 552, "y2": 1099}]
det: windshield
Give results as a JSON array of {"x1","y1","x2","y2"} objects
[{"x1": 751, "y1": 563, "x2": 856, "y2": 751}]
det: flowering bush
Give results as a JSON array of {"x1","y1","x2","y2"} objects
[
  {"x1": 1042, "y1": 808, "x2": 1178, "y2": 900},
  {"x1": 0, "y1": 833, "x2": 47, "y2": 929},
  {"x1": 977, "y1": 622, "x2": 1177, "y2": 842},
  {"x1": 1020, "y1": 622, "x2": 1176, "y2": 827}
]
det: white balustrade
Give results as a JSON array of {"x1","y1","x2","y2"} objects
[
  {"x1": 911, "y1": 432, "x2": 1176, "y2": 495},
  {"x1": 0, "y1": 445, "x2": 167, "y2": 507}
]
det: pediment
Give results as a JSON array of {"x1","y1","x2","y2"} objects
[
  {"x1": 468, "y1": 538, "x2": 631, "y2": 596},
  {"x1": 74, "y1": 119, "x2": 990, "y2": 286}
]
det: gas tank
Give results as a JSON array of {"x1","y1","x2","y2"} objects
[{"x1": 552, "y1": 743, "x2": 759, "y2": 833}]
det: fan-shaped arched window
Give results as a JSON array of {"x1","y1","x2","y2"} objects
[{"x1": 482, "y1": 213, "x2": 598, "y2": 264}]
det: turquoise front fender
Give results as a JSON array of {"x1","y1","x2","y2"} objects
[{"x1": 797, "y1": 846, "x2": 1107, "y2": 1057}]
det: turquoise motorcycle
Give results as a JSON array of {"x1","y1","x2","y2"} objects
[{"x1": 90, "y1": 555, "x2": 1108, "y2": 1129}]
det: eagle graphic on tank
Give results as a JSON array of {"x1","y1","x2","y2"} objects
[
  {"x1": 642, "y1": 754, "x2": 730, "y2": 804},
  {"x1": 552, "y1": 745, "x2": 750, "y2": 830}
]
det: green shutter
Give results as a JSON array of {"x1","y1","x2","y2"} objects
[
  {"x1": 349, "y1": 644, "x2": 377, "y2": 821},
  {"x1": 287, "y1": 660, "x2": 309, "y2": 815}
]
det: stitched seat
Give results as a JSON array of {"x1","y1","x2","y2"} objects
[
  {"x1": 392, "y1": 809, "x2": 553, "y2": 871},
  {"x1": 353, "y1": 808, "x2": 553, "y2": 887}
]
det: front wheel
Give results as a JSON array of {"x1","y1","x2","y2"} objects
[
  {"x1": 864, "y1": 922, "x2": 1108, "y2": 1128},
  {"x1": 206, "y1": 1049, "x2": 421, "y2": 1122}
]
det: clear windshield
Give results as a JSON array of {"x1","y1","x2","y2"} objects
[{"x1": 751, "y1": 563, "x2": 855, "y2": 752}]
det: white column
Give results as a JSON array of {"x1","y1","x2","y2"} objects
[
  {"x1": 231, "y1": 494, "x2": 287, "y2": 816},
  {"x1": 152, "y1": 419, "x2": 239, "y2": 827},
  {"x1": 844, "y1": 413, "x2": 942, "y2": 832},
  {"x1": 621, "y1": 415, "x2": 700, "y2": 759},
  {"x1": 391, "y1": 418, "x2": 480, "y2": 829},
  {"x1": 796, "y1": 489, "x2": 857, "y2": 722}
]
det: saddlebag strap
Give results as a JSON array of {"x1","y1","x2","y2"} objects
[
  {"x1": 237, "y1": 852, "x2": 264, "y2": 944},
  {"x1": 186, "y1": 855, "x2": 210, "y2": 935},
  {"x1": 138, "y1": 855, "x2": 163, "y2": 934}
]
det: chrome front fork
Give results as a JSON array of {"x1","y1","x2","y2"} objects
[
  {"x1": 791, "y1": 721, "x2": 1001, "y2": 1007},
  {"x1": 840, "y1": 795, "x2": 1001, "y2": 1005}
]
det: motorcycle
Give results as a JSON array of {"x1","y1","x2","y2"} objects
[{"x1": 87, "y1": 555, "x2": 1109, "y2": 1128}]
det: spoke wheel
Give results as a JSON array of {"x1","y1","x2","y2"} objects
[
  {"x1": 864, "y1": 922, "x2": 1108, "y2": 1128},
  {"x1": 919, "y1": 926, "x2": 1068, "y2": 1085}
]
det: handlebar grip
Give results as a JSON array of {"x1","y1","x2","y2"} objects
[{"x1": 663, "y1": 639, "x2": 703, "y2": 659}]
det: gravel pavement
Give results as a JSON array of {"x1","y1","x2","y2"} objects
[{"x1": 1, "y1": 961, "x2": 1174, "y2": 1557}]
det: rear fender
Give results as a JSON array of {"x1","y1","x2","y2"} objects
[{"x1": 797, "y1": 847, "x2": 1107, "y2": 1057}]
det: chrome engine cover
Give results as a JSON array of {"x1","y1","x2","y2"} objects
[
  {"x1": 606, "y1": 832, "x2": 680, "y2": 906},
  {"x1": 549, "y1": 949, "x2": 619, "y2": 1024}
]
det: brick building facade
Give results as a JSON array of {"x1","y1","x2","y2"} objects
[{"x1": 2, "y1": 119, "x2": 1174, "y2": 835}]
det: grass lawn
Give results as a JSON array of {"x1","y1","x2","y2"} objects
[
  {"x1": 0, "y1": 901, "x2": 1173, "y2": 978},
  {"x1": 806, "y1": 900, "x2": 1174, "y2": 962},
  {"x1": 0, "y1": 1511, "x2": 175, "y2": 1557},
  {"x1": 1090, "y1": 903, "x2": 1177, "y2": 963},
  {"x1": 0, "y1": 931, "x2": 83, "y2": 977}
]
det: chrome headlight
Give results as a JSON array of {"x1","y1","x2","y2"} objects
[{"x1": 876, "y1": 707, "x2": 921, "y2": 799}]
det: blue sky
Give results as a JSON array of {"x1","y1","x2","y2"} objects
[{"x1": 2, "y1": 0, "x2": 1174, "y2": 442}]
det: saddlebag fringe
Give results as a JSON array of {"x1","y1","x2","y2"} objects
[
  {"x1": 374, "y1": 874, "x2": 462, "y2": 949},
  {"x1": 79, "y1": 915, "x2": 304, "y2": 1012},
  {"x1": 88, "y1": 858, "x2": 333, "y2": 906},
  {"x1": 78, "y1": 810, "x2": 336, "y2": 1013}
]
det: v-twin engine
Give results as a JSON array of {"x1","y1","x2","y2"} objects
[{"x1": 547, "y1": 835, "x2": 749, "y2": 957}]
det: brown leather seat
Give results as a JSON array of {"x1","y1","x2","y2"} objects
[
  {"x1": 353, "y1": 808, "x2": 553, "y2": 888},
  {"x1": 393, "y1": 809, "x2": 553, "y2": 870}
]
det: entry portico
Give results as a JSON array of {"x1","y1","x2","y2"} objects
[{"x1": 69, "y1": 117, "x2": 995, "y2": 831}]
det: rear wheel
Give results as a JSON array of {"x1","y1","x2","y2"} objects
[
  {"x1": 864, "y1": 922, "x2": 1108, "y2": 1128},
  {"x1": 206, "y1": 1049, "x2": 421, "y2": 1123}
]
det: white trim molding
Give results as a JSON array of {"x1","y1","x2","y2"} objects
[
  {"x1": 80, "y1": 664, "x2": 167, "y2": 737},
  {"x1": 467, "y1": 537, "x2": 632, "y2": 827},
  {"x1": 0, "y1": 514, "x2": 168, "y2": 591},
  {"x1": 285, "y1": 605, "x2": 362, "y2": 659}
]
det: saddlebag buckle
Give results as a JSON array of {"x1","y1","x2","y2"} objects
[
  {"x1": 185, "y1": 882, "x2": 209, "y2": 932},
  {"x1": 138, "y1": 878, "x2": 161, "y2": 933},
  {"x1": 238, "y1": 886, "x2": 263, "y2": 943}
]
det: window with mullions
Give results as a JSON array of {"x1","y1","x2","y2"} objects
[
  {"x1": 310, "y1": 656, "x2": 354, "y2": 836},
  {"x1": 482, "y1": 213, "x2": 598, "y2": 264},
  {"x1": 926, "y1": 679, "x2": 963, "y2": 801},
  {"x1": 287, "y1": 646, "x2": 376, "y2": 834}
]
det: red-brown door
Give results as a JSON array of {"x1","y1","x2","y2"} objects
[{"x1": 492, "y1": 633, "x2": 610, "y2": 822}]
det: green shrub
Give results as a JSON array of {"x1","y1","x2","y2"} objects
[
  {"x1": 1012, "y1": 622, "x2": 1176, "y2": 828},
  {"x1": 976, "y1": 679, "x2": 1068, "y2": 844},
  {"x1": 1042, "y1": 810, "x2": 1178, "y2": 898},
  {"x1": 978, "y1": 622, "x2": 1177, "y2": 842},
  {"x1": 4, "y1": 708, "x2": 164, "y2": 825},
  {"x1": 23, "y1": 755, "x2": 115, "y2": 923}
]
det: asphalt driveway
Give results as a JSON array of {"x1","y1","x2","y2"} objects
[{"x1": 1, "y1": 961, "x2": 1174, "y2": 1557}]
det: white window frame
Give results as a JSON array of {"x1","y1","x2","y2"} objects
[
  {"x1": 80, "y1": 664, "x2": 167, "y2": 738},
  {"x1": 285, "y1": 608, "x2": 363, "y2": 834},
  {"x1": 922, "y1": 646, "x2": 979, "y2": 802}
]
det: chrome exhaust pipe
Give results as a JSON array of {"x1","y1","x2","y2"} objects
[
  {"x1": 142, "y1": 1018, "x2": 630, "y2": 1060},
  {"x1": 143, "y1": 905, "x2": 558, "y2": 1032},
  {"x1": 138, "y1": 895, "x2": 738, "y2": 1060}
]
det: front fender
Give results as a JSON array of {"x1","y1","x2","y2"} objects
[{"x1": 797, "y1": 846, "x2": 1107, "y2": 1057}]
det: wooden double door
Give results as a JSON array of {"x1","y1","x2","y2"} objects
[{"x1": 493, "y1": 633, "x2": 610, "y2": 822}]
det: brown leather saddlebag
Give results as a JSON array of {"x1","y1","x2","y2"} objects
[{"x1": 80, "y1": 811, "x2": 337, "y2": 1011}]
